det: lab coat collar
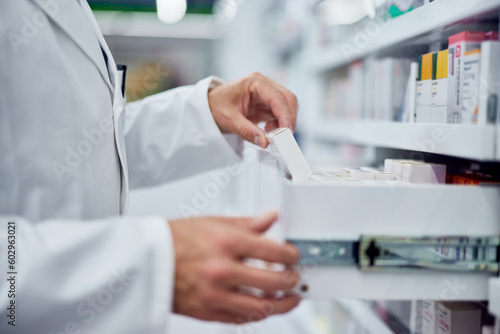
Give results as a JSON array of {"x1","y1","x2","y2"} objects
[{"x1": 32, "y1": 0, "x2": 114, "y2": 94}]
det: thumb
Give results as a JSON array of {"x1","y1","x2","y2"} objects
[
  {"x1": 249, "y1": 211, "x2": 279, "y2": 233},
  {"x1": 231, "y1": 112, "x2": 268, "y2": 149}
]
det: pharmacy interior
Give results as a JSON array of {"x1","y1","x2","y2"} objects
[{"x1": 98, "y1": 0, "x2": 500, "y2": 333}]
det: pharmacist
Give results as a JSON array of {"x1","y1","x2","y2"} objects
[{"x1": 0, "y1": 1, "x2": 301, "y2": 333}]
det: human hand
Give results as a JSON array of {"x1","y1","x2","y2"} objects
[
  {"x1": 168, "y1": 211, "x2": 301, "y2": 323},
  {"x1": 208, "y1": 72, "x2": 298, "y2": 149}
]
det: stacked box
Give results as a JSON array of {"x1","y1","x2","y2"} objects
[
  {"x1": 431, "y1": 50, "x2": 449, "y2": 123},
  {"x1": 477, "y1": 41, "x2": 500, "y2": 125},
  {"x1": 447, "y1": 31, "x2": 486, "y2": 123},
  {"x1": 266, "y1": 128, "x2": 312, "y2": 183},
  {"x1": 416, "y1": 53, "x2": 433, "y2": 122},
  {"x1": 422, "y1": 300, "x2": 438, "y2": 334},
  {"x1": 437, "y1": 302, "x2": 481, "y2": 334}
]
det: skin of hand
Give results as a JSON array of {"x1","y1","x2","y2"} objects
[
  {"x1": 208, "y1": 72, "x2": 299, "y2": 149},
  {"x1": 168, "y1": 211, "x2": 301, "y2": 324}
]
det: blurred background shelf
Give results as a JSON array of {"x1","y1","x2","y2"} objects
[
  {"x1": 336, "y1": 300, "x2": 394, "y2": 334},
  {"x1": 94, "y1": 11, "x2": 221, "y2": 39},
  {"x1": 309, "y1": 121, "x2": 498, "y2": 161},
  {"x1": 313, "y1": 0, "x2": 500, "y2": 72}
]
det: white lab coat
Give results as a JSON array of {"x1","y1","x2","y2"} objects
[{"x1": 0, "y1": 0, "x2": 241, "y2": 333}]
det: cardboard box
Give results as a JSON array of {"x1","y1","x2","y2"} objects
[
  {"x1": 416, "y1": 53, "x2": 433, "y2": 122},
  {"x1": 422, "y1": 300, "x2": 438, "y2": 334},
  {"x1": 392, "y1": 160, "x2": 425, "y2": 181},
  {"x1": 431, "y1": 50, "x2": 449, "y2": 123},
  {"x1": 266, "y1": 128, "x2": 312, "y2": 183},
  {"x1": 310, "y1": 173, "x2": 341, "y2": 182},
  {"x1": 403, "y1": 163, "x2": 447, "y2": 184},
  {"x1": 411, "y1": 300, "x2": 424, "y2": 334},
  {"x1": 374, "y1": 172, "x2": 395, "y2": 181},
  {"x1": 360, "y1": 167, "x2": 395, "y2": 181},
  {"x1": 342, "y1": 167, "x2": 375, "y2": 180},
  {"x1": 463, "y1": 47, "x2": 482, "y2": 123},
  {"x1": 384, "y1": 159, "x2": 422, "y2": 175},
  {"x1": 437, "y1": 302, "x2": 481, "y2": 334},
  {"x1": 447, "y1": 31, "x2": 486, "y2": 123},
  {"x1": 478, "y1": 41, "x2": 500, "y2": 125},
  {"x1": 402, "y1": 62, "x2": 419, "y2": 122},
  {"x1": 384, "y1": 159, "x2": 396, "y2": 173},
  {"x1": 347, "y1": 61, "x2": 364, "y2": 120}
]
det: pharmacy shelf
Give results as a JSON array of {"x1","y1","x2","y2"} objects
[
  {"x1": 284, "y1": 182, "x2": 500, "y2": 300},
  {"x1": 310, "y1": 121, "x2": 498, "y2": 161},
  {"x1": 313, "y1": 0, "x2": 500, "y2": 72}
]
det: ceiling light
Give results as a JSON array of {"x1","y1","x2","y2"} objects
[{"x1": 157, "y1": 0, "x2": 187, "y2": 24}]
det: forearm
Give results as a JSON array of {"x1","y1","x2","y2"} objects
[{"x1": 0, "y1": 216, "x2": 172, "y2": 334}]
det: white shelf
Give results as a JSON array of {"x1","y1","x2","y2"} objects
[
  {"x1": 284, "y1": 182, "x2": 500, "y2": 300},
  {"x1": 310, "y1": 121, "x2": 498, "y2": 161},
  {"x1": 313, "y1": 0, "x2": 500, "y2": 72}
]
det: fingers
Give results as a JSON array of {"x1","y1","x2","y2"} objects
[
  {"x1": 275, "y1": 86, "x2": 298, "y2": 131},
  {"x1": 249, "y1": 74, "x2": 298, "y2": 131},
  {"x1": 231, "y1": 111, "x2": 269, "y2": 148},
  {"x1": 213, "y1": 212, "x2": 300, "y2": 265},
  {"x1": 228, "y1": 264, "x2": 300, "y2": 293},
  {"x1": 207, "y1": 313, "x2": 241, "y2": 324},
  {"x1": 195, "y1": 309, "x2": 244, "y2": 324},
  {"x1": 235, "y1": 236, "x2": 300, "y2": 265},
  {"x1": 211, "y1": 291, "x2": 301, "y2": 321},
  {"x1": 217, "y1": 211, "x2": 278, "y2": 233},
  {"x1": 170, "y1": 212, "x2": 302, "y2": 324},
  {"x1": 249, "y1": 211, "x2": 278, "y2": 233},
  {"x1": 265, "y1": 119, "x2": 279, "y2": 133},
  {"x1": 251, "y1": 83, "x2": 292, "y2": 130}
]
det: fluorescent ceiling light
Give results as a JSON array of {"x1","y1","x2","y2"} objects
[{"x1": 157, "y1": 0, "x2": 187, "y2": 24}]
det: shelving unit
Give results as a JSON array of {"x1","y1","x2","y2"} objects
[
  {"x1": 298, "y1": 0, "x2": 500, "y2": 167},
  {"x1": 310, "y1": 121, "x2": 498, "y2": 161},
  {"x1": 282, "y1": 0, "x2": 500, "y2": 332},
  {"x1": 313, "y1": 0, "x2": 500, "y2": 72},
  {"x1": 284, "y1": 182, "x2": 500, "y2": 300}
]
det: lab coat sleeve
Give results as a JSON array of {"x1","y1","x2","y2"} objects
[
  {"x1": 124, "y1": 76, "x2": 244, "y2": 189},
  {"x1": 0, "y1": 216, "x2": 173, "y2": 334}
]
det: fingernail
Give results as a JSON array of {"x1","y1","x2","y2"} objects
[{"x1": 254, "y1": 134, "x2": 267, "y2": 148}]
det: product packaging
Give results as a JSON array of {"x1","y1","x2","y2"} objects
[
  {"x1": 402, "y1": 163, "x2": 447, "y2": 184},
  {"x1": 416, "y1": 53, "x2": 433, "y2": 122},
  {"x1": 437, "y1": 302, "x2": 481, "y2": 334},
  {"x1": 422, "y1": 300, "x2": 438, "y2": 334},
  {"x1": 266, "y1": 128, "x2": 312, "y2": 182},
  {"x1": 477, "y1": 41, "x2": 500, "y2": 125},
  {"x1": 431, "y1": 50, "x2": 449, "y2": 123},
  {"x1": 447, "y1": 31, "x2": 486, "y2": 123}
]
